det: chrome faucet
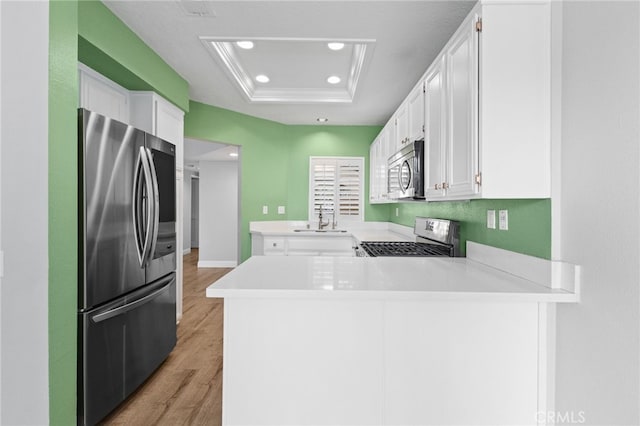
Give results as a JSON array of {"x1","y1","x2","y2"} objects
[{"x1": 318, "y1": 206, "x2": 330, "y2": 230}]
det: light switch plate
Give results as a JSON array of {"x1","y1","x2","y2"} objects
[
  {"x1": 278, "y1": 206, "x2": 285, "y2": 215},
  {"x1": 499, "y1": 210, "x2": 509, "y2": 230},
  {"x1": 262, "y1": 205, "x2": 268, "y2": 215},
  {"x1": 487, "y1": 210, "x2": 496, "y2": 229}
]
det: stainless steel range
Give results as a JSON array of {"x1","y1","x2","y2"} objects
[{"x1": 357, "y1": 217, "x2": 461, "y2": 257}]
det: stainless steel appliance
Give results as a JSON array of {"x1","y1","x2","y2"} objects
[
  {"x1": 77, "y1": 109, "x2": 177, "y2": 426},
  {"x1": 388, "y1": 139, "x2": 425, "y2": 200},
  {"x1": 355, "y1": 217, "x2": 461, "y2": 257}
]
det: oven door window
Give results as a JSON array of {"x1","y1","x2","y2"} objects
[{"x1": 399, "y1": 159, "x2": 412, "y2": 193}]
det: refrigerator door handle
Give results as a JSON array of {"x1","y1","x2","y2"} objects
[
  {"x1": 145, "y1": 147, "x2": 160, "y2": 264},
  {"x1": 132, "y1": 146, "x2": 155, "y2": 267},
  {"x1": 90, "y1": 276, "x2": 174, "y2": 324}
]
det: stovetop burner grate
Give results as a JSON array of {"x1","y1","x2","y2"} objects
[{"x1": 360, "y1": 241, "x2": 452, "y2": 257}]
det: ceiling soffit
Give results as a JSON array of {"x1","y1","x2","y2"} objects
[{"x1": 201, "y1": 37, "x2": 375, "y2": 104}]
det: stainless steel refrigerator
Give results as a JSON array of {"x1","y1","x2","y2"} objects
[{"x1": 77, "y1": 109, "x2": 177, "y2": 425}]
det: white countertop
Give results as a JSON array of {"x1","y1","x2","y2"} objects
[{"x1": 206, "y1": 253, "x2": 579, "y2": 303}]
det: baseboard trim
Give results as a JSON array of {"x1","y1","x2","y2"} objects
[{"x1": 198, "y1": 260, "x2": 238, "y2": 268}]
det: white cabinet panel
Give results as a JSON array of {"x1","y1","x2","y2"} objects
[
  {"x1": 424, "y1": 57, "x2": 446, "y2": 199},
  {"x1": 369, "y1": 123, "x2": 394, "y2": 204},
  {"x1": 223, "y1": 298, "x2": 385, "y2": 425},
  {"x1": 384, "y1": 301, "x2": 539, "y2": 425},
  {"x1": 255, "y1": 234, "x2": 355, "y2": 256},
  {"x1": 407, "y1": 81, "x2": 425, "y2": 142},
  {"x1": 78, "y1": 64, "x2": 129, "y2": 123},
  {"x1": 393, "y1": 101, "x2": 409, "y2": 152},
  {"x1": 445, "y1": 15, "x2": 479, "y2": 198},
  {"x1": 479, "y1": 3, "x2": 551, "y2": 198}
]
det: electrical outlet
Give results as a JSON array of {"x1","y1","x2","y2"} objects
[
  {"x1": 499, "y1": 210, "x2": 509, "y2": 230},
  {"x1": 262, "y1": 205, "x2": 268, "y2": 215},
  {"x1": 487, "y1": 210, "x2": 496, "y2": 229},
  {"x1": 395, "y1": 207, "x2": 399, "y2": 217},
  {"x1": 278, "y1": 206, "x2": 285, "y2": 215}
]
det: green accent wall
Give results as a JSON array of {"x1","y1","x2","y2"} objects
[
  {"x1": 390, "y1": 199, "x2": 551, "y2": 259},
  {"x1": 184, "y1": 102, "x2": 387, "y2": 261},
  {"x1": 49, "y1": 1, "x2": 79, "y2": 425},
  {"x1": 77, "y1": 0, "x2": 189, "y2": 111}
]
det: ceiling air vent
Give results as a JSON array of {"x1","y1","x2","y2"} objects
[{"x1": 178, "y1": 0, "x2": 216, "y2": 17}]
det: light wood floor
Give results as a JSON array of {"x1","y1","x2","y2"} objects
[{"x1": 102, "y1": 249, "x2": 231, "y2": 426}]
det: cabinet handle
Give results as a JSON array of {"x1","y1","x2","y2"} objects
[
  {"x1": 443, "y1": 182, "x2": 449, "y2": 189},
  {"x1": 435, "y1": 184, "x2": 440, "y2": 190}
]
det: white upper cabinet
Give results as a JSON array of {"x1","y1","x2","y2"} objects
[
  {"x1": 130, "y1": 92, "x2": 185, "y2": 171},
  {"x1": 478, "y1": 2, "x2": 551, "y2": 198},
  {"x1": 407, "y1": 81, "x2": 425, "y2": 143},
  {"x1": 424, "y1": 57, "x2": 447, "y2": 199},
  {"x1": 369, "y1": 122, "x2": 393, "y2": 204},
  {"x1": 78, "y1": 63, "x2": 129, "y2": 123},
  {"x1": 444, "y1": 13, "x2": 479, "y2": 199},
  {"x1": 369, "y1": 137, "x2": 381, "y2": 203},
  {"x1": 422, "y1": 1, "x2": 551, "y2": 201},
  {"x1": 393, "y1": 101, "x2": 409, "y2": 152}
]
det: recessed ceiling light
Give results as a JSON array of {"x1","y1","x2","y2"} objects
[
  {"x1": 236, "y1": 41, "x2": 254, "y2": 49},
  {"x1": 255, "y1": 74, "x2": 270, "y2": 83},
  {"x1": 229, "y1": 152, "x2": 238, "y2": 157},
  {"x1": 327, "y1": 42, "x2": 345, "y2": 51},
  {"x1": 327, "y1": 76, "x2": 341, "y2": 84},
  {"x1": 317, "y1": 118, "x2": 328, "y2": 123}
]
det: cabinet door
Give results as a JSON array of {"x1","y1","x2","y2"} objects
[
  {"x1": 445, "y1": 18, "x2": 479, "y2": 198},
  {"x1": 79, "y1": 64, "x2": 129, "y2": 123},
  {"x1": 407, "y1": 82, "x2": 425, "y2": 142},
  {"x1": 424, "y1": 58, "x2": 446, "y2": 199},
  {"x1": 369, "y1": 138, "x2": 380, "y2": 203},
  {"x1": 154, "y1": 97, "x2": 185, "y2": 171},
  {"x1": 394, "y1": 102, "x2": 409, "y2": 151},
  {"x1": 379, "y1": 124, "x2": 391, "y2": 202}
]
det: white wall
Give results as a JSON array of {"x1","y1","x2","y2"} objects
[
  {"x1": 198, "y1": 161, "x2": 239, "y2": 267},
  {"x1": 556, "y1": 2, "x2": 640, "y2": 425},
  {"x1": 0, "y1": 1, "x2": 50, "y2": 424},
  {"x1": 183, "y1": 170, "x2": 194, "y2": 254}
]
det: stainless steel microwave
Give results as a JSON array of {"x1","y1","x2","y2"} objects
[{"x1": 388, "y1": 139, "x2": 425, "y2": 200}]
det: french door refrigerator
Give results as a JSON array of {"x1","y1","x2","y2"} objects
[{"x1": 77, "y1": 109, "x2": 177, "y2": 426}]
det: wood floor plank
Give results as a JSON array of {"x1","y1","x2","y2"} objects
[{"x1": 101, "y1": 249, "x2": 229, "y2": 426}]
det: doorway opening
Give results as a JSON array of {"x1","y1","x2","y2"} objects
[{"x1": 183, "y1": 138, "x2": 240, "y2": 267}]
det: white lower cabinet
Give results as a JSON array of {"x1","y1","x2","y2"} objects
[
  {"x1": 222, "y1": 298, "x2": 542, "y2": 425},
  {"x1": 383, "y1": 301, "x2": 538, "y2": 425},
  {"x1": 252, "y1": 234, "x2": 355, "y2": 257}
]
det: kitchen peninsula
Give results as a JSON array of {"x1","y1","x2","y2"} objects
[{"x1": 206, "y1": 240, "x2": 579, "y2": 425}]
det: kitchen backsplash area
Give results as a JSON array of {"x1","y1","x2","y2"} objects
[{"x1": 390, "y1": 198, "x2": 551, "y2": 259}]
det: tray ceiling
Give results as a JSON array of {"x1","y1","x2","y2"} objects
[{"x1": 103, "y1": 1, "x2": 477, "y2": 125}]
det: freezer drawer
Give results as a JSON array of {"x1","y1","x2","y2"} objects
[{"x1": 78, "y1": 274, "x2": 176, "y2": 426}]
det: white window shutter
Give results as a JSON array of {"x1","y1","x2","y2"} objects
[{"x1": 309, "y1": 157, "x2": 364, "y2": 223}]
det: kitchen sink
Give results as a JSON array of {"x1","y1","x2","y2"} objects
[{"x1": 293, "y1": 229, "x2": 348, "y2": 233}]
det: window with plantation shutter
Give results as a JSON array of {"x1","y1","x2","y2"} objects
[{"x1": 309, "y1": 157, "x2": 364, "y2": 223}]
